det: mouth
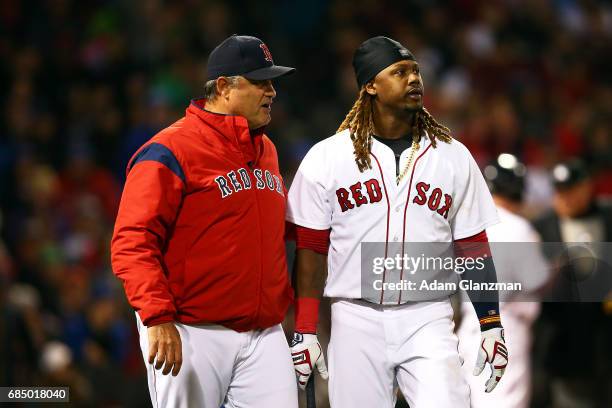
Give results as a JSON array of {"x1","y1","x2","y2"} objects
[
  {"x1": 261, "y1": 102, "x2": 272, "y2": 111},
  {"x1": 406, "y1": 88, "x2": 423, "y2": 100}
]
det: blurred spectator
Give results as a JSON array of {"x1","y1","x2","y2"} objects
[
  {"x1": 533, "y1": 159, "x2": 612, "y2": 407},
  {"x1": 39, "y1": 341, "x2": 92, "y2": 405}
]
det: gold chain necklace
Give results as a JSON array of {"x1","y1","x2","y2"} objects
[{"x1": 396, "y1": 141, "x2": 420, "y2": 184}]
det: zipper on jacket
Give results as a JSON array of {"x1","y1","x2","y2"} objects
[{"x1": 248, "y1": 166, "x2": 265, "y2": 326}]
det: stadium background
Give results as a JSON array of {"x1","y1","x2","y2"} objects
[{"x1": 0, "y1": 0, "x2": 610, "y2": 406}]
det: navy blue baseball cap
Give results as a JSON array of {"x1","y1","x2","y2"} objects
[
  {"x1": 207, "y1": 35, "x2": 296, "y2": 81},
  {"x1": 353, "y1": 36, "x2": 415, "y2": 88}
]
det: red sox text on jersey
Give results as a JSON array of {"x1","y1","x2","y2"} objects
[{"x1": 335, "y1": 179, "x2": 452, "y2": 219}]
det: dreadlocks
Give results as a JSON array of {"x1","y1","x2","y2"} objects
[{"x1": 337, "y1": 88, "x2": 453, "y2": 172}]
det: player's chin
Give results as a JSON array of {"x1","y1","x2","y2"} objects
[
  {"x1": 255, "y1": 113, "x2": 272, "y2": 128},
  {"x1": 403, "y1": 101, "x2": 423, "y2": 112},
  {"x1": 263, "y1": 112, "x2": 272, "y2": 124}
]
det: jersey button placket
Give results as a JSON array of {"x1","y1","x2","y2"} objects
[{"x1": 392, "y1": 200, "x2": 404, "y2": 241}]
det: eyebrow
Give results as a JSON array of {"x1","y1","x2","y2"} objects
[{"x1": 394, "y1": 61, "x2": 419, "y2": 69}]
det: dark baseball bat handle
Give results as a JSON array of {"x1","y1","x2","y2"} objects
[{"x1": 306, "y1": 375, "x2": 316, "y2": 408}]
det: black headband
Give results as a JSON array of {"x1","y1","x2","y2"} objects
[{"x1": 352, "y1": 36, "x2": 415, "y2": 88}]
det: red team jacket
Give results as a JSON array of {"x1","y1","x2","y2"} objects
[{"x1": 111, "y1": 99, "x2": 293, "y2": 331}]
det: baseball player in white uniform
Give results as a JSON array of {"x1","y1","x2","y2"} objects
[
  {"x1": 287, "y1": 36, "x2": 509, "y2": 407},
  {"x1": 457, "y1": 154, "x2": 549, "y2": 408}
]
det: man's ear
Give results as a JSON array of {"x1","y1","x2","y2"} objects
[
  {"x1": 216, "y1": 77, "x2": 233, "y2": 99},
  {"x1": 365, "y1": 81, "x2": 376, "y2": 96}
]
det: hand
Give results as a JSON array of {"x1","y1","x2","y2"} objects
[
  {"x1": 290, "y1": 332, "x2": 328, "y2": 390},
  {"x1": 473, "y1": 327, "x2": 508, "y2": 393},
  {"x1": 147, "y1": 321, "x2": 183, "y2": 376}
]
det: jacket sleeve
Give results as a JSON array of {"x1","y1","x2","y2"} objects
[{"x1": 111, "y1": 143, "x2": 186, "y2": 326}]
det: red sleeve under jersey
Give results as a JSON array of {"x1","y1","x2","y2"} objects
[{"x1": 294, "y1": 224, "x2": 331, "y2": 255}]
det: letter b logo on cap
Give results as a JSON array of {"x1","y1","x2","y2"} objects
[{"x1": 260, "y1": 43, "x2": 273, "y2": 63}]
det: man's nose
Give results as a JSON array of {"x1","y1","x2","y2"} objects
[
  {"x1": 264, "y1": 80, "x2": 276, "y2": 98},
  {"x1": 408, "y1": 74, "x2": 421, "y2": 86}
]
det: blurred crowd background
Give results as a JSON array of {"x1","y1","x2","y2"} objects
[{"x1": 0, "y1": 0, "x2": 610, "y2": 407}]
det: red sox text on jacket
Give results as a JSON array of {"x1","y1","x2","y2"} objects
[{"x1": 215, "y1": 168, "x2": 284, "y2": 198}]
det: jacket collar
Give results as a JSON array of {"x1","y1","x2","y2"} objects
[{"x1": 187, "y1": 98, "x2": 264, "y2": 164}]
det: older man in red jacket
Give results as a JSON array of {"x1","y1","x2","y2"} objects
[{"x1": 111, "y1": 35, "x2": 297, "y2": 408}]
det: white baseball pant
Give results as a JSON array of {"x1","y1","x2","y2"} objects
[
  {"x1": 328, "y1": 298, "x2": 470, "y2": 408},
  {"x1": 136, "y1": 314, "x2": 298, "y2": 408}
]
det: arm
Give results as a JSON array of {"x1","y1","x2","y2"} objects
[
  {"x1": 294, "y1": 248, "x2": 327, "y2": 298},
  {"x1": 111, "y1": 143, "x2": 185, "y2": 375},
  {"x1": 454, "y1": 230, "x2": 508, "y2": 393},
  {"x1": 455, "y1": 230, "x2": 502, "y2": 330},
  {"x1": 293, "y1": 246, "x2": 327, "y2": 334},
  {"x1": 285, "y1": 142, "x2": 333, "y2": 388},
  {"x1": 293, "y1": 225, "x2": 330, "y2": 332},
  {"x1": 290, "y1": 225, "x2": 330, "y2": 389},
  {"x1": 449, "y1": 147, "x2": 507, "y2": 391}
]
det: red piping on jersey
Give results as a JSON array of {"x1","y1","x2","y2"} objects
[
  {"x1": 399, "y1": 143, "x2": 433, "y2": 304},
  {"x1": 370, "y1": 153, "x2": 391, "y2": 304}
]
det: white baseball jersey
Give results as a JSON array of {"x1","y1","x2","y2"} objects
[{"x1": 287, "y1": 129, "x2": 499, "y2": 300}]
